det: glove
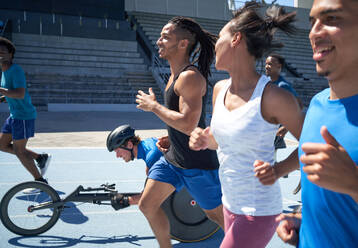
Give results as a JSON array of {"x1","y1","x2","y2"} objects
[{"x1": 111, "y1": 193, "x2": 130, "y2": 210}]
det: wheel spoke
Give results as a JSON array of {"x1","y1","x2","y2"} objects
[{"x1": 0, "y1": 181, "x2": 61, "y2": 236}]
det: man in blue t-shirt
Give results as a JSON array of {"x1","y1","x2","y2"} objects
[
  {"x1": 276, "y1": 0, "x2": 358, "y2": 247},
  {"x1": 106, "y1": 124, "x2": 163, "y2": 209},
  {"x1": 0, "y1": 37, "x2": 51, "y2": 189}
]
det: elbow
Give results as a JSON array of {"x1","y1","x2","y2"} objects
[
  {"x1": 182, "y1": 126, "x2": 194, "y2": 136},
  {"x1": 181, "y1": 123, "x2": 197, "y2": 136},
  {"x1": 177, "y1": 115, "x2": 200, "y2": 135},
  {"x1": 16, "y1": 88, "x2": 26, "y2": 99}
]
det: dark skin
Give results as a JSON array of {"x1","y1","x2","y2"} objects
[
  {"x1": 0, "y1": 44, "x2": 42, "y2": 180},
  {"x1": 0, "y1": 46, "x2": 25, "y2": 100}
]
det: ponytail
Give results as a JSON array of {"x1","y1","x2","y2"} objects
[
  {"x1": 229, "y1": 1, "x2": 296, "y2": 59},
  {"x1": 265, "y1": 4, "x2": 296, "y2": 35},
  {"x1": 169, "y1": 17, "x2": 216, "y2": 80}
]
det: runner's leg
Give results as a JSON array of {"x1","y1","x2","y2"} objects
[
  {"x1": 13, "y1": 138, "x2": 41, "y2": 179},
  {"x1": 203, "y1": 204, "x2": 224, "y2": 230},
  {"x1": 139, "y1": 179, "x2": 175, "y2": 248}
]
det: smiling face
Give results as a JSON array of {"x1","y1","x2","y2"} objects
[
  {"x1": 156, "y1": 23, "x2": 180, "y2": 60},
  {"x1": 114, "y1": 142, "x2": 133, "y2": 163},
  {"x1": 309, "y1": 0, "x2": 358, "y2": 81}
]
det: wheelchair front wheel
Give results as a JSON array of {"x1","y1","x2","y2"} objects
[{"x1": 0, "y1": 181, "x2": 62, "y2": 236}]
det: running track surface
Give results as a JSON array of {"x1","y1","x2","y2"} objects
[{"x1": 0, "y1": 146, "x2": 300, "y2": 248}]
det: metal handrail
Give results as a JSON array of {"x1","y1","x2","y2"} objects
[{"x1": 151, "y1": 54, "x2": 170, "y2": 92}]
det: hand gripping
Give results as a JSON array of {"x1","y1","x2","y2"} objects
[{"x1": 111, "y1": 193, "x2": 130, "y2": 210}]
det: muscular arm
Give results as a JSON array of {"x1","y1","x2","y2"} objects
[
  {"x1": 188, "y1": 79, "x2": 227, "y2": 151},
  {"x1": 262, "y1": 84, "x2": 304, "y2": 140},
  {"x1": 255, "y1": 85, "x2": 305, "y2": 183},
  {"x1": 137, "y1": 70, "x2": 206, "y2": 135}
]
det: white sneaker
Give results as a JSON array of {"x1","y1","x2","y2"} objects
[
  {"x1": 37, "y1": 154, "x2": 52, "y2": 176},
  {"x1": 22, "y1": 188, "x2": 41, "y2": 194}
]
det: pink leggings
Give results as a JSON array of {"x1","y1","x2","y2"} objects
[{"x1": 220, "y1": 207, "x2": 279, "y2": 248}]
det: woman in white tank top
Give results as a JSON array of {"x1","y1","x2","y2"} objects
[{"x1": 189, "y1": 2, "x2": 305, "y2": 248}]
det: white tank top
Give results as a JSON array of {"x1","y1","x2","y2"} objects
[{"x1": 211, "y1": 75, "x2": 282, "y2": 216}]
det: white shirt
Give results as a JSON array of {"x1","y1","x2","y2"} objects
[{"x1": 211, "y1": 75, "x2": 282, "y2": 216}]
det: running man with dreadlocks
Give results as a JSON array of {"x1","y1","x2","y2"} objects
[{"x1": 136, "y1": 17, "x2": 223, "y2": 247}]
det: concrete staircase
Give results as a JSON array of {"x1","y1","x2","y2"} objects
[
  {"x1": 11, "y1": 33, "x2": 163, "y2": 110},
  {"x1": 130, "y1": 11, "x2": 328, "y2": 107}
]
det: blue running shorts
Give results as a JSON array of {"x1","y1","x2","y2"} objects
[
  {"x1": 1, "y1": 116, "x2": 35, "y2": 140},
  {"x1": 148, "y1": 156, "x2": 222, "y2": 210}
]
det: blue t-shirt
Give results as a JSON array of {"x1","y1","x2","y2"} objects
[
  {"x1": 298, "y1": 88, "x2": 358, "y2": 247},
  {"x1": 271, "y1": 75, "x2": 298, "y2": 97},
  {"x1": 1, "y1": 64, "x2": 36, "y2": 120},
  {"x1": 137, "y1": 137, "x2": 162, "y2": 169}
]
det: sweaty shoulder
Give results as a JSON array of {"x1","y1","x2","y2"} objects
[
  {"x1": 262, "y1": 82, "x2": 299, "y2": 123},
  {"x1": 212, "y1": 79, "x2": 229, "y2": 105},
  {"x1": 264, "y1": 82, "x2": 295, "y2": 104},
  {"x1": 174, "y1": 68, "x2": 206, "y2": 97},
  {"x1": 214, "y1": 79, "x2": 228, "y2": 92}
]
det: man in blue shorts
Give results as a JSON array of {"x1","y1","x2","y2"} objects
[
  {"x1": 276, "y1": 0, "x2": 358, "y2": 246},
  {"x1": 106, "y1": 124, "x2": 162, "y2": 208},
  {"x1": 0, "y1": 37, "x2": 51, "y2": 188},
  {"x1": 135, "y1": 17, "x2": 223, "y2": 247}
]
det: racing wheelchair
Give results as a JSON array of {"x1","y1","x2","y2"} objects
[{"x1": 0, "y1": 181, "x2": 219, "y2": 242}]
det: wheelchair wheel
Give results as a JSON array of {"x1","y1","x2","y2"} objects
[
  {"x1": 0, "y1": 181, "x2": 62, "y2": 236},
  {"x1": 162, "y1": 188, "x2": 220, "y2": 242}
]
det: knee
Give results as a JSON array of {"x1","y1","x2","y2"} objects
[
  {"x1": 138, "y1": 199, "x2": 153, "y2": 216},
  {"x1": 138, "y1": 198, "x2": 159, "y2": 217},
  {"x1": 13, "y1": 146, "x2": 27, "y2": 158}
]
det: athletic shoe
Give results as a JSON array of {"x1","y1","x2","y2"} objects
[
  {"x1": 22, "y1": 178, "x2": 48, "y2": 194},
  {"x1": 36, "y1": 153, "x2": 52, "y2": 176}
]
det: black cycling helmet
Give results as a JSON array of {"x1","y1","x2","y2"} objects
[{"x1": 106, "y1": 124, "x2": 135, "y2": 152}]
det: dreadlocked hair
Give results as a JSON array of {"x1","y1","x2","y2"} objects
[
  {"x1": 169, "y1": 16, "x2": 217, "y2": 80},
  {"x1": 229, "y1": 1, "x2": 296, "y2": 59}
]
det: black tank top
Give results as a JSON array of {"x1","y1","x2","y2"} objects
[{"x1": 163, "y1": 65, "x2": 219, "y2": 170}]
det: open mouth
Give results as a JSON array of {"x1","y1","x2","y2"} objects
[{"x1": 313, "y1": 46, "x2": 334, "y2": 62}]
